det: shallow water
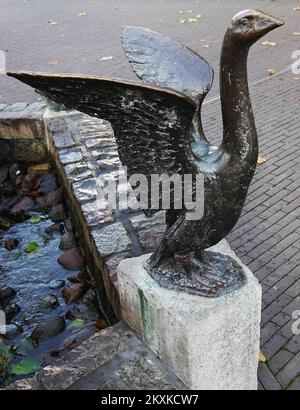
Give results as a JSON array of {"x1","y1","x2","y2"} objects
[{"x1": 0, "y1": 213, "x2": 97, "y2": 386}]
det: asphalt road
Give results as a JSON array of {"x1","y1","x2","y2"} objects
[{"x1": 0, "y1": 0, "x2": 299, "y2": 103}]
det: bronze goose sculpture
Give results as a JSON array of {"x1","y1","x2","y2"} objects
[{"x1": 8, "y1": 9, "x2": 283, "y2": 297}]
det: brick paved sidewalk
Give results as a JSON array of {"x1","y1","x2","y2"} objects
[{"x1": 204, "y1": 69, "x2": 300, "y2": 390}]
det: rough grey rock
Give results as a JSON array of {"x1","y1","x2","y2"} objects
[
  {"x1": 4, "y1": 376, "x2": 41, "y2": 390},
  {"x1": 38, "y1": 173, "x2": 58, "y2": 195},
  {"x1": 44, "y1": 189, "x2": 63, "y2": 207},
  {"x1": 38, "y1": 295, "x2": 59, "y2": 310},
  {"x1": 49, "y1": 204, "x2": 66, "y2": 223},
  {"x1": 92, "y1": 223, "x2": 132, "y2": 257},
  {"x1": 81, "y1": 199, "x2": 114, "y2": 228},
  {"x1": 0, "y1": 284, "x2": 16, "y2": 303},
  {"x1": 72, "y1": 178, "x2": 98, "y2": 204},
  {"x1": 14, "y1": 323, "x2": 186, "y2": 390},
  {"x1": 93, "y1": 146, "x2": 118, "y2": 160},
  {"x1": 47, "y1": 117, "x2": 67, "y2": 133},
  {"x1": 64, "y1": 162, "x2": 93, "y2": 184},
  {"x1": 30, "y1": 316, "x2": 66, "y2": 342},
  {"x1": 97, "y1": 157, "x2": 121, "y2": 171},
  {"x1": 59, "y1": 148, "x2": 82, "y2": 165},
  {"x1": 53, "y1": 130, "x2": 74, "y2": 149},
  {"x1": 85, "y1": 137, "x2": 116, "y2": 150},
  {"x1": 59, "y1": 232, "x2": 77, "y2": 251}
]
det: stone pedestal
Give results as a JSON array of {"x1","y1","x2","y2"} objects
[{"x1": 118, "y1": 240, "x2": 262, "y2": 390}]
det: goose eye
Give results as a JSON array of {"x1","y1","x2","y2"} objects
[{"x1": 240, "y1": 19, "x2": 248, "y2": 27}]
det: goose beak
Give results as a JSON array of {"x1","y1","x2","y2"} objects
[{"x1": 257, "y1": 11, "x2": 284, "y2": 35}]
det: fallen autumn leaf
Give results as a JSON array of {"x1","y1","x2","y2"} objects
[
  {"x1": 261, "y1": 40, "x2": 277, "y2": 47},
  {"x1": 267, "y1": 68, "x2": 277, "y2": 76},
  {"x1": 257, "y1": 156, "x2": 267, "y2": 165}
]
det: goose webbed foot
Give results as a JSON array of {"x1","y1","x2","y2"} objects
[
  {"x1": 188, "y1": 250, "x2": 227, "y2": 286},
  {"x1": 144, "y1": 246, "x2": 247, "y2": 297}
]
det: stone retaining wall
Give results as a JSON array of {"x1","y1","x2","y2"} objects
[
  {"x1": 0, "y1": 103, "x2": 167, "y2": 323},
  {"x1": 43, "y1": 108, "x2": 167, "y2": 322},
  {"x1": 0, "y1": 103, "x2": 47, "y2": 163}
]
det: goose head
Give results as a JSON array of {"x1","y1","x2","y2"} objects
[{"x1": 229, "y1": 9, "x2": 284, "y2": 46}]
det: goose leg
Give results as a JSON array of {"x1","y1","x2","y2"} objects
[{"x1": 148, "y1": 238, "x2": 173, "y2": 268}]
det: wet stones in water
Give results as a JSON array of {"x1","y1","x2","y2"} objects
[
  {"x1": 58, "y1": 248, "x2": 84, "y2": 271},
  {"x1": 11, "y1": 197, "x2": 35, "y2": 213},
  {"x1": 38, "y1": 173, "x2": 58, "y2": 195},
  {"x1": 82, "y1": 288, "x2": 98, "y2": 311},
  {"x1": 4, "y1": 303, "x2": 21, "y2": 322},
  {"x1": 45, "y1": 223, "x2": 65, "y2": 236},
  {"x1": 65, "y1": 289, "x2": 99, "y2": 323},
  {"x1": 49, "y1": 204, "x2": 66, "y2": 223},
  {"x1": 30, "y1": 316, "x2": 66, "y2": 342},
  {"x1": 0, "y1": 284, "x2": 16, "y2": 303},
  {"x1": 36, "y1": 189, "x2": 63, "y2": 209},
  {"x1": 38, "y1": 295, "x2": 59, "y2": 310},
  {"x1": 64, "y1": 218, "x2": 74, "y2": 233},
  {"x1": 59, "y1": 232, "x2": 77, "y2": 251},
  {"x1": 4, "y1": 323, "x2": 22, "y2": 340},
  {"x1": 61, "y1": 282, "x2": 89, "y2": 304},
  {"x1": 68, "y1": 270, "x2": 89, "y2": 284},
  {"x1": 4, "y1": 238, "x2": 19, "y2": 251},
  {"x1": 49, "y1": 279, "x2": 65, "y2": 290}
]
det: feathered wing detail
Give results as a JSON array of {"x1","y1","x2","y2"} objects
[
  {"x1": 8, "y1": 71, "x2": 196, "y2": 214},
  {"x1": 121, "y1": 26, "x2": 214, "y2": 103}
]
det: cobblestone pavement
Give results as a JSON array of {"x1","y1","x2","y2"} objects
[{"x1": 0, "y1": 0, "x2": 300, "y2": 390}]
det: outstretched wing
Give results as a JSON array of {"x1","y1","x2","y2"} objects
[
  {"x1": 121, "y1": 26, "x2": 214, "y2": 103},
  {"x1": 8, "y1": 71, "x2": 196, "y2": 214}
]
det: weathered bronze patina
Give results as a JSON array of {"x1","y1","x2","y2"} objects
[{"x1": 8, "y1": 10, "x2": 283, "y2": 297}]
